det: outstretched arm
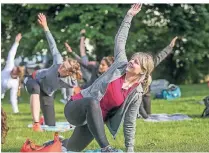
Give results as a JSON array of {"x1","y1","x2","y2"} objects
[
  {"x1": 65, "y1": 42, "x2": 81, "y2": 61},
  {"x1": 124, "y1": 93, "x2": 142, "y2": 152},
  {"x1": 114, "y1": 4, "x2": 142, "y2": 62},
  {"x1": 38, "y1": 13, "x2": 63, "y2": 65},
  {"x1": 65, "y1": 42, "x2": 97, "y2": 70},
  {"x1": 154, "y1": 36, "x2": 178, "y2": 67},
  {"x1": 80, "y1": 29, "x2": 87, "y2": 57},
  {"x1": 4, "y1": 33, "x2": 22, "y2": 70}
]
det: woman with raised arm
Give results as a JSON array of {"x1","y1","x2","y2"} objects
[
  {"x1": 138, "y1": 36, "x2": 178, "y2": 118},
  {"x1": 1, "y1": 33, "x2": 25, "y2": 113},
  {"x1": 23, "y1": 13, "x2": 81, "y2": 132},
  {"x1": 63, "y1": 4, "x2": 157, "y2": 152},
  {"x1": 65, "y1": 29, "x2": 114, "y2": 89}
]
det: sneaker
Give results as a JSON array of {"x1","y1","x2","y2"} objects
[
  {"x1": 39, "y1": 116, "x2": 45, "y2": 125},
  {"x1": 101, "y1": 146, "x2": 123, "y2": 152},
  {"x1": 61, "y1": 146, "x2": 67, "y2": 153},
  {"x1": 32, "y1": 122, "x2": 43, "y2": 132}
]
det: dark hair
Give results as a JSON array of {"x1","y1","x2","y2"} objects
[{"x1": 102, "y1": 56, "x2": 114, "y2": 67}]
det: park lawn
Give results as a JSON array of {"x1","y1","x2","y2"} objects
[{"x1": 1, "y1": 83, "x2": 209, "y2": 152}]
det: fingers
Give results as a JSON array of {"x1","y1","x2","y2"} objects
[
  {"x1": 65, "y1": 42, "x2": 70, "y2": 47},
  {"x1": 139, "y1": 3, "x2": 143, "y2": 10},
  {"x1": 37, "y1": 19, "x2": 42, "y2": 25},
  {"x1": 171, "y1": 36, "x2": 178, "y2": 43},
  {"x1": 15, "y1": 33, "x2": 22, "y2": 42},
  {"x1": 38, "y1": 13, "x2": 46, "y2": 21},
  {"x1": 173, "y1": 36, "x2": 178, "y2": 41},
  {"x1": 170, "y1": 36, "x2": 178, "y2": 47},
  {"x1": 131, "y1": 3, "x2": 142, "y2": 11},
  {"x1": 17, "y1": 33, "x2": 22, "y2": 37},
  {"x1": 65, "y1": 42, "x2": 72, "y2": 52},
  {"x1": 132, "y1": 3, "x2": 139, "y2": 9},
  {"x1": 81, "y1": 29, "x2": 86, "y2": 33}
]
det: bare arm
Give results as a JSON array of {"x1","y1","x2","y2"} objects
[
  {"x1": 65, "y1": 42, "x2": 97, "y2": 70},
  {"x1": 123, "y1": 93, "x2": 142, "y2": 152},
  {"x1": 80, "y1": 29, "x2": 87, "y2": 57}
]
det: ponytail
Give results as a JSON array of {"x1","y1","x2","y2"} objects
[
  {"x1": 142, "y1": 73, "x2": 152, "y2": 94},
  {"x1": 16, "y1": 66, "x2": 25, "y2": 97}
]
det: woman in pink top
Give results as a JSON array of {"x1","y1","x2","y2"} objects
[{"x1": 63, "y1": 4, "x2": 157, "y2": 152}]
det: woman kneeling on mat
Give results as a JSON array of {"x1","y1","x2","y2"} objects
[
  {"x1": 24, "y1": 13, "x2": 81, "y2": 132},
  {"x1": 63, "y1": 4, "x2": 154, "y2": 152}
]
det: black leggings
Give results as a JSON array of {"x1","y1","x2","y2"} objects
[
  {"x1": 24, "y1": 77, "x2": 55, "y2": 126},
  {"x1": 139, "y1": 92, "x2": 151, "y2": 119},
  {"x1": 63, "y1": 97, "x2": 109, "y2": 151}
]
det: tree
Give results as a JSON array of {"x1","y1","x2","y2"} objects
[{"x1": 1, "y1": 4, "x2": 209, "y2": 83}]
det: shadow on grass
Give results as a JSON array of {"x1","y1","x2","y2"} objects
[{"x1": 188, "y1": 114, "x2": 202, "y2": 118}]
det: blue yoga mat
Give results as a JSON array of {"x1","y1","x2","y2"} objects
[{"x1": 28, "y1": 122, "x2": 75, "y2": 132}]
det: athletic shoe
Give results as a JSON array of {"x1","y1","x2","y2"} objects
[
  {"x1": 32, "y1": 122, "x2": 43, "y2": 132},
  {"x1": 101, "y1": 146, "x2": 123, "y2": 152},
  {"x1": 39, "y1": 115, "x2": 45, "y2": 125}
]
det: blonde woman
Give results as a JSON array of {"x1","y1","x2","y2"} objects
[
  {"x1": 63, "y1": 4, "x2": 157, "y2": 152},
  {"x1": 1, "y1": 33, "x2": 24, "y2": 113}
]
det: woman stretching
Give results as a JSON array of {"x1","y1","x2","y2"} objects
[
  {"x1": 65, "y1": 29, "x2": 114, "y2": 89},
  {"x1": 1, "y1": 33, "x2": 25, "y2": 113},
  {"x1": 63, "y1": 4, "x2": 161, "y2": 152},
  {"x1": 24, "y1": 13, "x2": 81, "y2": 131},
  {"x1": 138, "y1": 36, "x2": 178, "y2": 118}
]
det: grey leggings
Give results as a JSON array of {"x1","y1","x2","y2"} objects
[
  {"x1": 63, "y1": 97, "x2": 109, "y2": 151},
  {"x1": 24, "y1": 77, "x2": 55, "y2": 126},
  {"x1": 139, "y1": 91, "x2": 151, "y2": 119}
]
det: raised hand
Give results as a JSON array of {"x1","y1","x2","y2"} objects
[
  {"x1": 65, "y1": 42, "x2": 73, "y2": 53},
  {"x1": 127, "y1": 3, "x2": 142, "y2": 16},
  {"x1": 80, "y1": 29, "x2": 86, "y2": 35},
  {"x1": 169, "y1": 36, "x2": 178, "y2": 48},
  {"x1": 15, "y1": 33, "x2": 22, "y2": 43},
  {"x1": 37, "y1": 13, "x2": 48, "y2": 31}
]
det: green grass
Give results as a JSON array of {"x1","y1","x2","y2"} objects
[{"x1": 1, "y1": 83, "x2": 209, "y2": 152}]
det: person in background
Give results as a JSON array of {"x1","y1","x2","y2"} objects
[
  {"x1": 65, "y1": 30, "x2": 114, "y2": 89},
  {"x1": 138, "y1": 36, "x2": 178, "y2": 119},
  {"x1": 1, "y1": 33, "x2": 25, "y2": 113},
  {"x1": 60, "y1": 56, "x2": 79, "y2": 104},
  {"x1": 23, "y1": 13, "x2": 82, "y2": 131}
]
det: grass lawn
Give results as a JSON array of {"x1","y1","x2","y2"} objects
[{"x1": 1, "y1": 83, "x2": 209, "y2": 152}]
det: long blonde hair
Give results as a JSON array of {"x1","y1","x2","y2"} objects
[
  {"x1": 131, "y1": 52, "x2": 154, "y2": 93},
  {"x1": 66, "y1": 58, "x2": 82, "y2": 80},
  {"x1": 16, "y1": 66, "x2": 25, "y2": 97}
]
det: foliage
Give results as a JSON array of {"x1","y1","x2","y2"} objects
[{"x1": 1, "y1": 4, "x2": 209, "y2": 83}]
